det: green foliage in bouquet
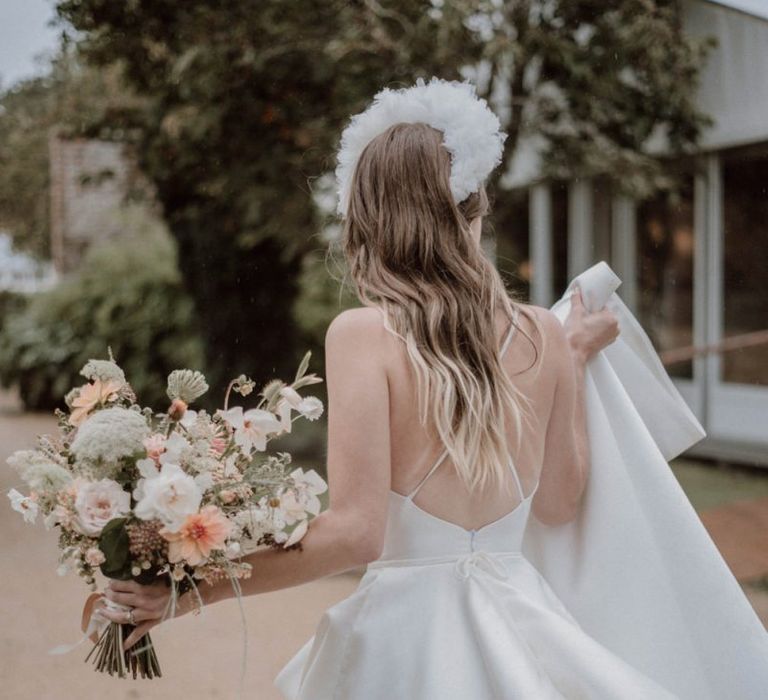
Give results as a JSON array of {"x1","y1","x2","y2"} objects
[
  {"x1": 0, "y1": 218, "x2": 204, "y2": 410},
  {"x1": 98, "y1": 518, "x2": 132, "y2": 580}
]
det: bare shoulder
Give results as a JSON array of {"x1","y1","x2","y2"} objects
[
  {"x1": 517, "y1": 303, "x2": 570, "y2": 359},
  {"x1": 325, "y1": 306, "x2": 389, "y2": 355},
  {"x1": 519, "y1": 303, "x2": 562, "y2": 335}
]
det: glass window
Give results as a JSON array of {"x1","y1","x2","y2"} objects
[
  {"x1": 636, "y1": 178, "x2": 695, "y2": 380},
  {"x1": 493, "y1": 187, "x2": 530, "y2": 299},
  {"x1": 722, "y1": 149, "x2": 768, "y2": 386},
  {"x1": 552, "y1": 181, "x2": 569, "y2": 298},
  {"x1": 593, "y1": 177, "x2": 613, "y2": 264}
]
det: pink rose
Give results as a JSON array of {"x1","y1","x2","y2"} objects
[
  {"x1": 74, "y1": 479, "x2": 131, "y2": 536},
  {"x1": 143, "y1": 433, "x2": 167, "y2": 463}
]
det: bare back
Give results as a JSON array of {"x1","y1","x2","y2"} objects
[{"x1": 382, "y1": 304, "x2": 565, "y2": 531}]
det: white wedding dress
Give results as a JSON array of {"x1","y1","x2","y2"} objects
[
  {"x1": 277, "y1": 263, "x2": 768, "y2": 699},
  {"x1": 275, "y1": 304, "x2": 680, "y2": 699}
]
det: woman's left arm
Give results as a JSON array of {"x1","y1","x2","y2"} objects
[{"x1": 103, "y1": 308, "x2": 392, "y2": 647}]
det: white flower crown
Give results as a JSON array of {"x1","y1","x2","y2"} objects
[{"x1": 335, "y1": 76, "x2": 507, "y2": 218}]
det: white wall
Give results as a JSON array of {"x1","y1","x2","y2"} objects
[{"x1": 685, "y1": 0, "x2": 768, "y2": 149}]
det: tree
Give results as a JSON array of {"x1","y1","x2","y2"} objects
[
  {"x1": 53, "y1": 1, "x2": 711, "y2": 390},
  {"x1": 53, "y1": 0, "x2": 481, "y2": 391},
  {"x1": 472, "y1": 0, "x2": 713, "y2": 198}
]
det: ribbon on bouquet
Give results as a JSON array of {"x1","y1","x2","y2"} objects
[
  {"x1": 48, "y1": 593, "x2": 131, "y2": 655},
  {"x1": 49, "y1": 576, "x2": 248, "y2": 700}
]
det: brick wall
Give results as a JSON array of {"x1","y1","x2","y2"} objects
[{"x1": 48, "y1": 131, "x2": 154, "y2": 273}]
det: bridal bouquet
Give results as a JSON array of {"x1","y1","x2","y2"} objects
[{"x1": 6, "y1": 352, "x2": 328, "y2": 679}]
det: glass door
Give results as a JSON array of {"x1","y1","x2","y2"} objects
[{"x1": 706, "y1": 149, "x2": 768, "y2": 446}]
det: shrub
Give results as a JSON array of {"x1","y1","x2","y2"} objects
[{"x1": 0, "y1": 215, "x2": 204, "y2": 410}]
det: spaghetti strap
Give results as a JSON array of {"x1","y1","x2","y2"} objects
[
  {"x1": 499, "y1": 306, "x2": 520, "y2": 359},
  {"x1": 406, "y1": 306, "x2": 523, "y2": 501},
  {"x1": 508, "y1": 458, "x2": 525, "y2": 502},
  {"x1": 407, "y1": 447, "x2": 449, "y2": 499}
]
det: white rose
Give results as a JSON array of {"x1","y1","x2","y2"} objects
[
  {"x1": 133, "y1": 461, "x2": 204, "y2": 531},
  {"x1": 74, "y1": 479, "x2": 131, "y2": 536}
]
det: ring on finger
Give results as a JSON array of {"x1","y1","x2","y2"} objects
[{"x1": 126, "y1": 607, "x2": 136, "y2": 625}]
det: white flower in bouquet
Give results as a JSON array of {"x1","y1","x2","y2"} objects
[
  {"x1": 219, "y1": 406, "x2": 281, "y2": 453},
  {"x1": 7, "y1": 450, "x2": 72, "y2": 493},
  {"x1": 70, "y1": 407, "x2": 150, "y2": 467},
  {"x1": 73, "y1": 478, "x2": 131, "y2": 536},
  {"x1": 290, "y1": 468, "x2": 328, "y2": 516},
  {"x1": 143, "y1": 433, "x2": 167, "y2": 464},
  {"x1": 84, "y1": 546, "x2": 106, "y2": 566},
  {"x1": 133, "y1": 461, "x2": 204, "y2": 531},
  {"x1": 284, "y1": 519, "x2": 309, "y2": 548},
  {"x1": 80, "y1": 359, "x2": 126, "y2": 385},
  {"x1": 233, "y1": 501, "x2": 287, "y2": 552},
  {"x1": 44, "y1": 501, "x2": 76, "y2": 531},
  {"x1": 179, "y1": 409, "x2": 199, "y2": 429},
  {"x1": 157, "y1": 431, "x2": 191, "y2": 466},
  {"x1": 278, "y1": 490, "x2": 309, "y2": 526},
  {"x1": 7, "y1": 488, "x2": 39, "y2": 523},
  {"x1": 56, "y1": 546, "x2": 79, "y2": 577},
  {"x1": 233, "y1": 503, "x2": 270, "y2": 534},
  {"x1": 280, "y1": 386, "x2": 302, "y2": 410},
  {"x1": 297, "y1": 396, "x2": 324, "y2": 421},
  {"x1": 276, "y1": 387, "x2": 324, "y2": 433}
]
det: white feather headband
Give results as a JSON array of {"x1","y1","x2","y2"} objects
[{"x1": 335, "y1": 76, "x2": 507, "y2": 218}]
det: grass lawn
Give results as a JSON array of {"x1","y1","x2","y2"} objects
[{"x1": 671, "y1": 458, "x2": 768, "y2": 512}]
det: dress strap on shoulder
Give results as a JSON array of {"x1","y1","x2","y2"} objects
[
  {"x1": 508, "y1": 458, "x2": 525, "y2": 502},
  {"x1": 499, "y1": 305, "x2": 520, "y2": 359}
]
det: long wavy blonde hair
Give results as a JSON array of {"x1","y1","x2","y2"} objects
[{"x1": 341, "y1": 121, "x2": 534, "y2": 492}]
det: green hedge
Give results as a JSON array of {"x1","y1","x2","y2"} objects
[{"x1": 0, "y1": 219, "x2": 204, "y2": 410}]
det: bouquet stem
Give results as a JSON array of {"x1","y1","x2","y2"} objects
[{"x1": 84, "y1": 622, "x2": 162, "y2": 679}]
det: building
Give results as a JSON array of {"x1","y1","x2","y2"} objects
[
  {"x1": 48, "y1": 131, "x2": 152, "y2": 273},
  {"x1": 495, "y1": 0, "x2": 768, "y2": 465}
]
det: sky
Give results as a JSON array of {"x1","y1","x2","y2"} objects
[
  {"x1": 0, "y1": 0, "x2": 767, "y2": 89},
  {"x1": 714, "y1": 0, "x2": 768, "y2": 21},
  {"x1": 0, "y1": 0, "x2": 60, "y2": 90},
  {"x1": 1, "y1": 1, "x2": 768, "y2": 91}
]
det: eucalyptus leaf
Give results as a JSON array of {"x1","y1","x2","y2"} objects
[
  {"x1": 98, "y1": 517, "x2": 132, "y2": 580},
  {"x1": 294, "y1": 351, "x2": 311, "y2": 382}
]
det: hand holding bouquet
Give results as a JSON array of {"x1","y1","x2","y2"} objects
[{"x1": 6, "y1": 352, "x2": 328, "y2": 679}]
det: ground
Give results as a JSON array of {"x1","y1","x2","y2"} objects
[{"x1": 1, "y1": 394, "x2": 766, "y2": 699}]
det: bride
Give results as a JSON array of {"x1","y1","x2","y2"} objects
[{"x1": 97, "y1": 79, "x2": 767, "y2": 699}]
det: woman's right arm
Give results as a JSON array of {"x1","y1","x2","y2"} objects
[{"x1": 533, "y1": 289, "x2": 618, "y2": 526}]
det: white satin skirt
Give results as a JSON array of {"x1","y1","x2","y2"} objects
[{"x1": 274, "y1": 552, "x2": 679, "y2": 699}]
